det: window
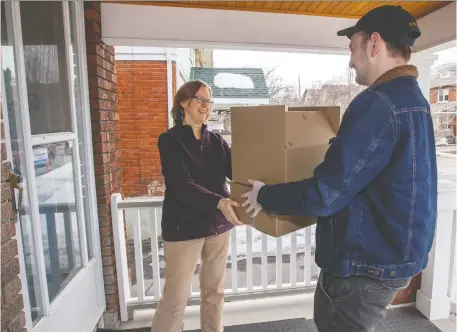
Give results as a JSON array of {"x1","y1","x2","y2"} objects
[
  {"x1": 438, "y1": 89, "x2": 449, "y2": 103},
  {"x1": 440, "y1": 71, "x2": 451, "y2": 78}
]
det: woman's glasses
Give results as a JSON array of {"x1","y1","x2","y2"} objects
[{"x1": 193, "y1": 96, "x2": 214, "y2": 105}]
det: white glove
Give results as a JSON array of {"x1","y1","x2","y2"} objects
[{"x1": 241, "y1": 179, "x2": 265, "y2": 217}]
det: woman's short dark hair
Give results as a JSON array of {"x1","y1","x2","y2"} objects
[{"x1": 171, "y1": 80, "x2": 212, "y2": 125}]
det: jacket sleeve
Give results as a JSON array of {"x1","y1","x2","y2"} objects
[
  {"x1": 257, "y1": 91, "x2": 397, "y2": 217},
  {"x1": 158, "y1": 133, "x2": 223, "y2": 213}
]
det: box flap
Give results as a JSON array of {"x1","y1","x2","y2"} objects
[{"x1": 231, "y1": 105, "x2": 287, "y2": 184}]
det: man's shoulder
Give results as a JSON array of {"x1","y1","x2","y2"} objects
[{"x1": 367, "y1": 77, "x2": 429, "y2": 113}]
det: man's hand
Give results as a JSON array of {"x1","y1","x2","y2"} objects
[
  {"x1": 241, "y1": 179, "x2": 265, "y2": 217},
  {"x1": 217, "y1": 198, "x2": 243, "y2": 226}
]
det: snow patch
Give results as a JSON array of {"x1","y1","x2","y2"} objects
[{"x1": 214, "y1": 73, "x2": 254, "y2": 89}]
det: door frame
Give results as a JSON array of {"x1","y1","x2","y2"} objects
[{"x1": 1, "y1": 2, "x2": 105, "y2": 330}]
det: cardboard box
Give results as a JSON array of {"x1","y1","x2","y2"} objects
[{"x1": 230, "y1": 105, "x2": 340, "y2": 237}]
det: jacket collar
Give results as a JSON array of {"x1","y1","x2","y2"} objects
[
  {"x1": 372, "y1": 65, "x2": 418, "y2": 86},
  {"x1": 179, "y1": 123, "x2": 208, "y2": 140}
]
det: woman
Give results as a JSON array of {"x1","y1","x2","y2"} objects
[{"x1": 151, "y1": 80, "x2": 242, "y2": 332}]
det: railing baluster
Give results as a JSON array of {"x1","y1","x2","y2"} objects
[
  {"x1": 111, "y1": 194, "x2": 130, "y2": 322},
  {"x1": 231, "y1": 227, "x2": 238, "y2": 293},
  {"x1": 246, "y1": 227, "x2": 253, "y2": 291},
  {"x1": 290, "y1": 232, "x2": 297, "y2": 287},
  {"x1": 261, "y1": 233, "x2": 268, "y2": 289},
  {"x1": 304, "y1": 227, "x2": 312, "y2": 286},
  {"x1": 45, "y1": 210, "x2": 61, "y2": 298},
  {"x1": 276, "y1": 237, "x2": 282, "y2": 289},
  {"x1": 63, "y1": 211, "x2": 74, "y2": 270},
  {"x1": 127, "y1": 208, "x2": 145, "y2": 301},
  {"x1": 150, "y1": 208, "x2": 161, "y2": 300},
  {"x1": 448, "y1": 211, "x2": 456, "y2": 322}
]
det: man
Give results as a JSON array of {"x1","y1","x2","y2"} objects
[{"x1": 242, "y1": 5, "x2": 437, "y2": 332}]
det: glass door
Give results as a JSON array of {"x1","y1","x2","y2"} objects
[{"x1": 1, "y1": 2, "x2": 104, "y2": 331}]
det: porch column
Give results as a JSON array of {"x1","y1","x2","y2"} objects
[
  {"x1": 410, "y1": 52, "x2": 438, "y2": 102},
  {"x1": 416, "y1": 184, "x2": 457, "y2": 321}
]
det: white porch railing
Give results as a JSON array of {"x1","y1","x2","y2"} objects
[
  {"x1": 417, "y1": 181, "x2": 457, "y2": 322},
  {"x1": 111, "y1": 193, "x2": 319, "y2": 322},
  {"x1": 112, "y1": 182, "x2": 457, "y2": 323}
]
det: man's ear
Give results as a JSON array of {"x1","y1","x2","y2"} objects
[{"x1": 370, "y1": 32, "x2": 383, "y2": 57}]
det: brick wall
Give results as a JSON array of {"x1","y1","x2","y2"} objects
[
  {"x1": 116, "y1": 60, "x2": 176, "y2": 198},
  {"x1": 392, "y1": 274, "x2": 421, "y2": 305},
  {"x1": 430, "y1": 86, "x2": 457, "y2": 104},
  {"x1": 1, "y1": 99, "x2": 26, "y2": 331},
  {"x1": 84, "y1": 1, "x2": 122, "y2": 326}
]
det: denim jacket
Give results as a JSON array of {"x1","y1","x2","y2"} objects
[{"x1": 258, "y1": 65, "x2": 437, "y2": 280}]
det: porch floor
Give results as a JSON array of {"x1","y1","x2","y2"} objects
[{"x1": 99, "y1": 307, "x2": 451, "y2": 332}]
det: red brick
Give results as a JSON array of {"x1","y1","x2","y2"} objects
[
  {"x1": 103, "y1": 265, "x2": 115, "y2": 276},
  {"x1": 1, "y1": 239, "x2": 18, "y2": 265},
  {"x1": 2, "y1": 276, "x2": 22, "y2": 305},
  {"x1": 98, "y1": 216, "x2": 112, "y2": 227},
  {"x1": 1, "y1": 257, "x2": 20, "y2": 287},
  {"x1": 84, "y1": 1, "x2": 101, "y2": 13},
  {"x1": 1, "y1": 295, "x2": 23, "y2": 328},
  {"x1": 116, "y1": 61, "x2": 176, "y2": 197},
  {"x1": 1, "y1": 223, "x2": 16, "y2": 244},
  {"x1": 83, "y1": 8, "x2": 101, "y2": 22},
  {"x1": 1, "y1": 201, "x2": 14, "y2": 223},
  {"x1": 6, "y1": 311, "x2": 26, "y2": 332},
  {"x1": 104, "y1": 284, "x2": 117, "y2": 295},
  {"x1": 102, "y1": 246, "x2": 114, "y2": 257},
  {"x1": 1, "y1": 182, "x2": 12, "y2": 202},
  {"x1": 85, "y1": 1, "x2": 121, "y2": 317},
  {"x1": 392, "y1": 274, "x2": 422, "y2": 305},
  {"x1": 102, "y1": 255, "x2": 114, "y2": 267},
  {"x1": 105, "y1": 294, "x2": 119, "y2": 311},
  {"x1": 1, "y1": 162, "x2": 11, "y2": 182}
]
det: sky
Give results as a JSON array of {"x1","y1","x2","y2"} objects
[{"x1": 213, "y1": 46, "x2": 457, "y2": 90}]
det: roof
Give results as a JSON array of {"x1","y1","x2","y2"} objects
[
  {"x1": 115, "y1": 1, "x2": 450, "y2": 20},
  {"x1": 190, "y1": 67, "x2": 270, "y2": 99},
  {"x1": 431, "y1": 64, "x2": 456, "y2": 89},
  {"x1": 431, "y1": 102, "x2": 457, "y2": 113}
]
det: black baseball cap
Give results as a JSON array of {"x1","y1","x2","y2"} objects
[{"x1": 337, "y1": 5, "x2": 421, "y2": 47}]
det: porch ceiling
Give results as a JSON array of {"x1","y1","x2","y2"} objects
[
  {"x1": 101, "y1": 2, "x2": 456, "y2": 54},
  {"x1": 109, "y1": 1, "x2": 451, "y2": 19}
]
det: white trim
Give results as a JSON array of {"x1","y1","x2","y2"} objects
[
  {"x1": 104, "y1": 37, "x2": 351, "y2": 56},
  {"x1": 16, "y1": 219, "x2": 34, "y2": 331},
  {"x1": 166, "y1": 48, "x2": 174, "y2": 128},
  {"x1": 62, "y1": 1, "x2": 89, "y2": 268},
  {"x1": 111, "y1": 193, "x2": 130, "y2": 322},
  {"x1": 101, "y1": 3, "x2": 353, "y2": 55},
  {"x1": 119, "y1": 293, "x2": 314, "y2": 330},
  {"x1": 213, "y1": 97, "x2": 270, "y2": 106},
  {"x1": 74, "y1": 1, "x2": 106, "y2": 309},
  {"x1": 83, "y1": 305, "x2": 105, "y2": 332},
  {"x1": 413, "y1": 2, "x2": 457, "y2": 53},
  {"x1": 0, "y1": 10, "x2": 32, "y2": 328},
  {"x1": 11, "y1": 0, "x2": 52, "y2": 316},
  {"x1": 1, "y1": 63, "x2": 13, "y2": 161},
  {"x1": 115, "y1": 53, "x2": 177, "y2": 61},
  {"x1": 30, "y1": 133, "x2": 77, "y2": 147}
]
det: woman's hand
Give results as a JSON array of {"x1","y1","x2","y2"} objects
[{"x1": 217, "y1": 198, "x2": 243, "y2": 226}]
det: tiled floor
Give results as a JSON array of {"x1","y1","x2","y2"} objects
[{"x1": 99, "y1": 306, "x2": 450, "y2": 332}]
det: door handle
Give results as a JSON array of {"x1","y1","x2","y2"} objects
[{"x1": 9, "y1": 171, "x2": 23, "y2": 220}]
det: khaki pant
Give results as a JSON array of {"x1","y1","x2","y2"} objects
[{"x1": 151, "y1": 231, "x2": 230, "y2": 332}]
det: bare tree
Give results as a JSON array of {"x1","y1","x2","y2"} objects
[
  {"x1": 264, "y1": 66, "x2": 301, "y2": 105},
  {"x1": 302, "y1": 69, "x2": 365, "y2": 113}
]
